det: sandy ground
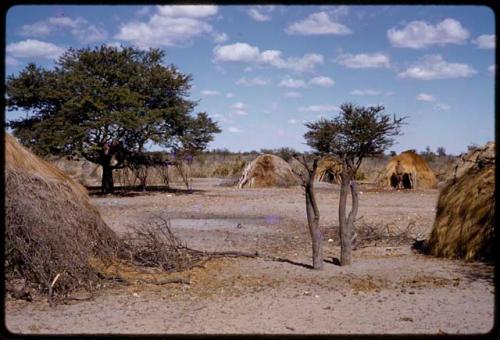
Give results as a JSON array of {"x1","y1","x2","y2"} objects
[{"x1": 5, "y1": 178, "x2": 495, "y2": 335}]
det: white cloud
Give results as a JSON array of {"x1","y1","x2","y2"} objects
[
  {"x1": 236, "y1": 76, "x2": 270, "y2": 86},
  {"x1": 136, "y1": 7, "x2": 151, "y2": 16},
  {"x1": 335, "y1": 52, "x2": 390, "y2": 69},
  {"x1": 7, "y1": 39, "x2": 65, "y2": 59},
  {"x1": 156, "y1": 5, "x2": 218, "y2": 18},
  {"x1": 399, "y1": 54, "x2": 476, "y2": 80},
  {"x1": 387, "y1": 18, "x2": 469, "y2": 48},
  {"x1": 20, "y1": 16, "x2": 108, "y2": 43},
  {"x1": 226, "y1": 92, "x2": 235, "y2": 98},
  {"x1": 288, "y1": 119, "x2": 298, "y2": 124},
  {"x1": 248, "y1": 8, "x2": 271, "y2": 22},
  {"x1": 279, "y1": 76, "x2": 308, "y2": 89},
  {"x1": 213, "y1": 32, "x2": 228, "y2": 43},
  {"x1": 351, "y1": 89, "x2": 381, "y2": 96},
  {"x1": 309, "y1": 76, "x2": 334, "y2": 87},
  {"x1": 435, "y1": 103, "x2": 451, "y2": 111},
  {"x1": 213, "y1": 42, "x2": 323, "y2": 72},
  {"x1": 106, "y1": 42, "x2": 123, "y2": 50},
  {"x1": 416, "y1": 93, "x2": 435, "y2": 102},
  {"x1": 6, "y1": 56, "x2": 20, "y2": 66},
  {"x1": 298, "y1": 105, "x2": 339, "y2": 113},
  {"x1": 286, "y1": 11, "x2": 352, "y2": 35},
  {"x1": 228, "y1": 127, "x2": 241, "y2": 133},
  {"x1": 283, "y1": 91, "x2": 302, "y2": 98},
  {"x1": 213, "y1": 42, "x2": 260, "y2": 62},
  {"x1": 489, "y1": 65, "x2": 495, "y2": 74},
  {"x1": 232, "y1": 102, "x2": 246, "y2": 110},
  {"x1": 201, "y1": 90, "x2": 221, "y2": 96},
  {"x1": 472, "y1": 34, "x2": 495, "y2": 49},
  {"x1": 115, "y1": 6, "x2": 217, "y2": 48}
]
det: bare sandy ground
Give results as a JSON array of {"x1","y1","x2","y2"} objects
[{"x1": 5, "y1": 179, "x2": 495, "y2": 335}]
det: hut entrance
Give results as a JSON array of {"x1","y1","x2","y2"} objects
[{"x1": 390, "y1": 172, "x2": 413, "y2": 189}]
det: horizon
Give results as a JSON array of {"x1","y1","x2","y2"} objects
[{"x1": 5, "y1": 5, "x2": 495, "y2": 156}]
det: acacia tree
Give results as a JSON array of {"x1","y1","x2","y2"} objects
[
  {"x1": 6, "y1": 45, "x2": 220, "y2": 193},
  {"x1": 291, "y1": 155, "x2": 323, "y2": 269},
  {"x1": 305, "y1": 103, "x2": 406, "y2": 266}
]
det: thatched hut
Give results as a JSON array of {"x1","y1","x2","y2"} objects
[
  {"x1": 379, "y1": 150, "x2": 437, "y2": 189},
  {"x1": 426, "y1": 142, "x2": 495, "y2": 261},
  {"x1": 315, "y1": 157, "x2": 342, "y2": 184},
  {"x1": 5, "y1": 134, "x2": 120, "y2": 296},
  {"x1": 238, "y1": 154, "x2": 299, "y2": 188}
]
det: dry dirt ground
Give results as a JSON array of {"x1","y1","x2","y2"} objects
[{"x1": 5, "y1": 179, "x2": 494, "y2": 335}]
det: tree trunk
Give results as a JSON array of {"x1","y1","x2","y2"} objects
[
  {"x1": 346, "y1": 179, "x2": 359, "y2": 248},
  {"x1": 305, "y1": 181, "x2": 323, "y2": 270},
  {"x1": 338, "y1": 170, "x2": 351, "y2": 266},
  {"x1": 102, "y1": 163, "x2": 114, "y2": 194}
]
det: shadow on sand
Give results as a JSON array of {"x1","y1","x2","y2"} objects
[{"x1": 86, "y1": 185, "x2": 203, "y2": 197}]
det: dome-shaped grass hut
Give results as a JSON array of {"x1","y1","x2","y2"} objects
[
  {"x1": 314, "y1": 156, "x2": 342, "y2": 184},
  {"x1": 5, "y1": 134, "x2": 120, "y2": 297},
  {"x1": 426, "y1": 142, "x2": 495, "y2": 261},
  {"x1": 379, "y1": 150, "x2": 437, "y2": 189},
  {"x1": 238, "y1": 154, "x2": 299, "y2": 188}
]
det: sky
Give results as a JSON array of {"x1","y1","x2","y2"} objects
[{"x1": 5, "y1": 5, "x2": 496, "y2": 155}]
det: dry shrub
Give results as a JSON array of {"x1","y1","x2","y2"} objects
[
  {"x1": 238, "y1": 154, "x2": 300, "y2": 188},
  {"x1": 211, "y1": 158, "x2": 246, "y2": 178}
]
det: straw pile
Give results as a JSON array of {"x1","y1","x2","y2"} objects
[
  {"x1": 426, "y1": 142, "x2": 495, "y2": 261},
  {"x1": 314, "y1": 156, "x2": 342, "y2": 184},
  {"x1": 238, "y1": 154, "x2": 299, "y2": 188},
  {"x1": 5, "y1": 134, "x2": 120, "y2": 297},
  {"x1": 379, "y1": 150, "x2": 437, "y2": 189}
]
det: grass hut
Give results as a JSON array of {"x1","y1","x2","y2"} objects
[
  {"x1": 379, "y1": 150, "x2": 437, "y2": 189},
  {"x1": 426, "y1": 142, "x2": 495, "y2": 261},
  {"x1": 238, "y1": 154, "x2": 299, "y2": 188},
  {"x1": 5, "y1": 134, "x2": 120, "y2": 297},
  {"x1": 315, "y1": 156, "x2": 342, "y2": 184}
]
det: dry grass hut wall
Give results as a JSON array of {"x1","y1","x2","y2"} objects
[
  {"x1": 5, "y1": 134, "x2": 120, "y2": 296},
  {"x1": 426, "y1": 142, "x2": 495, "y2": 261},
  {"x1": 238, "y1": 154, "x2": 300, "y2": 188},
  {"x1": 379, "y1": 150, "x2": 437, "y2": 189},
  {"x1": 314, "y1": 157, "x2": 342, "y2": 184}
]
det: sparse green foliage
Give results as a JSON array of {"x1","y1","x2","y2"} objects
[
  {"x1": 436, "y1": 146, "x2": 446, "y2": 157},
  {"x1": 304, "y1": 103, "x2": 406, "y2": 266},
  {"x1": 6, "y1": 45, "x2": 220, "y2": 193},
  {"x1": 420, "y1": 146, "x2": 436, "y2": 162}
]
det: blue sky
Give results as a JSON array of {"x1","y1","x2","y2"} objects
[{"x1": 5, "y1": 5, "x2": 495, "y2": 155}]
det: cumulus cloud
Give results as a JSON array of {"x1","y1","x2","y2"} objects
[
  {"x1": 472, "y1": 34, "x2": 495, "y2": 49},
  {"x1": 309, "y1": 76, "x2": 334, "y2": 87},
  {"x1": 298, "y1": 105, "x2": 339, "y2": 113},
  {"x1": 351, "y1": 89, "x2": 380, "y2": 96},
  {"x1": 213, "y1": 42, "x2": 323, "y2": 72},
  {"x1": 201, "y1": 90, "x2": 221, "y2": 96},
  {"x1": 387, "y1": 18, "x2": 469, "y2": 48},
  {"x1": 416, "y1": 93, "x2": 435, "y2": 102},
  {"x1": 399, "y1": 54, "x2": 476, "y2": 80},
  {"x1": 7, "y1": 39, "x2": 65, "y2": 59},
  {"x1": 283, "y1": 91, "x2": 302, "y2": 98},
  {"x1": 279, "y1": 76, "x2": 308, "y2": 89},
  {"x1": 213, "y1": 32, "x2": 228, "y2": 43},
  {"x1": 231, "y1": 102, "x2": 247, "y2": 115},
  {"x1": 115, "y1": 5, "x2": 218, "y2": 48},
  {"x1": 235, "y1": 76, "x2": 270, "y2": 86},
  {"x1": 335, "y1": 52, "x2": 390, "y2": 69},
  {"x1": 286, "y1": 11, "x2": 352, "y2": 35}
]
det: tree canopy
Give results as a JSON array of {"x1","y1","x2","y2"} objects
[{"x1": 6, "y1": 45, "x2": 220, "y2": 192}]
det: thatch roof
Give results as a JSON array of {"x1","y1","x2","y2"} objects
[
  {"x1": 426, "y1": 142, "x2": 495, "y2": 261},
  {"x1": 314, "y1": 157, "x2": 342, "y2": 184},
  {"x1": 49, "y1": 155, "x2": 102, "y2": 187},
  {"x1": 379, "y1": 150, "x2": 437, "y2": 189},
  {"x1": 238, "y1": 154, "x2": 300, "y2": 188},
  {"x1": 5, "y1": 134, "x2": 120, "y2": 297}
]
